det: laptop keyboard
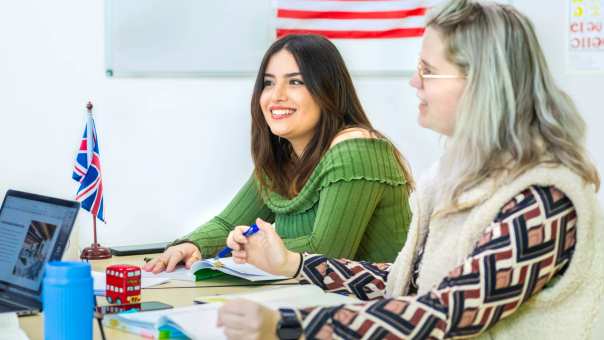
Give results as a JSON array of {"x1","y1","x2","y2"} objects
[{"x1": 0, "y1": 299, "x2": 27, "y2": 313}]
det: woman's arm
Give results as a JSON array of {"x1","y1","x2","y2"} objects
[
  {"x1": 297, "y1": 254, "x2": 392, "y2": 300},
  {"x1": 282, "y1": 179, "x2": 386, "y2": 259},
  {"x1": 173, "y1": 176, "x2": 274, "y2": 258},
  {"x1": 292, "y1": 186, "x2": 577, "y2": 339}
]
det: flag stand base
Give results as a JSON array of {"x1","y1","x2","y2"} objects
[
  {"x1": 80, "y1": 214, "x2": 111, "y2": 260},
  {"x1": 80, "y1": 244, "x2": 112, "y2": 260}
]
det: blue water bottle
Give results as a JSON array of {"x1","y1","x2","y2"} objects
[{"x1": 43, "y1": 261, "x2": 93, "y2": 340}]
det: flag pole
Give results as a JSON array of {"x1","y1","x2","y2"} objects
[
  {"x1": 80, "y1": 214, "x2": 112, "y2": 260},
  {"x1": 79, "y1": 101, "x2": 112, "y2": 260},
  {"x1": 92, "y1": 214, "x2": 98, "y2": 246}
]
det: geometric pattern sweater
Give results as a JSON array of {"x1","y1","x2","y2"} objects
[
  {"x1": 174, "y1": 138, "x2": 412, "y2": 262},
  {"x1": 291, "y1": 185, "x2": 576, "y2": 339},
  {"x1": 385, "y1": 163, "x2": 604, "y2": 340}
]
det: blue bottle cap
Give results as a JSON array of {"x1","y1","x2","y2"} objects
[{"x1": 45, "y1": 261, "x2": 91, "y2": 280}]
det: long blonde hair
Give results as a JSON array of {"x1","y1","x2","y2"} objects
[{"x1": 427, "y1": 0, "x2": 599, "y2": 214}]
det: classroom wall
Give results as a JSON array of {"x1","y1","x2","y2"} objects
[{"x1": 1, "y1": 0, "x2": 602, "y2": 252}]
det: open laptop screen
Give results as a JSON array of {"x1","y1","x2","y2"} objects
[{"x1": 0, "y1": 191, "x2": 79, "y2": 295}]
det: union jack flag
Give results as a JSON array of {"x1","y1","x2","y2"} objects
[{"x1": 72, "y1": 107, "x2": 105, "y2": 222}]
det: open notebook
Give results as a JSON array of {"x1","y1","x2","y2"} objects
[
  {"x1": 103, "y1": 285, "x2": 357, "y2": 339},
  {"x1": 142, "y1": 257, "x2": 287, "y2": 282}
]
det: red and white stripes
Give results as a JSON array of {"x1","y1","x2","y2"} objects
[{"x1": 275, "y1": 0, "x2": 437, "y2": 39}]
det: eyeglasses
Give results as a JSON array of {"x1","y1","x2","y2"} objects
[{"x1": 417, "y1": 62, "x2": 465, "y2": 87}]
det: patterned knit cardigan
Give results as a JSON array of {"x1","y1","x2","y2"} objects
[{"x1": 386, "y1": 163, "x2": 604, "y2": 339}]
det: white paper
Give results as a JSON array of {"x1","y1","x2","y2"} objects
[
  {"x1": 194, "y1": 284, "x2": 354, "y2": 306},
  {"x1": 0, "y1": 313, "x2": 29, "y2": 340},
  {"x1": 167, "y1": 286, "x2": 356, "y2": 339},
  {"x1": 141, "y1": 257, "x2": 287, "y2": 282},
  {"x1": 141, "y1": 266, "x2": 195, "y2": 281},
  {"x1": 116, "y1": 285, "x2": 357, "y2": 339},
  {"x1": 195, "y1": 257, "x2": 288, "y2": 281},
  {"x1": 92, "y1": 271, "x2": 170, "y2": 295}
]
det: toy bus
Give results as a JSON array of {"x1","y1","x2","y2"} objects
[{"x1": 105, "y1": 264, "x2": 141, "y2": 304}]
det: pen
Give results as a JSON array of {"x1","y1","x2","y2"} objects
[{"x1": 215, "y1": 223, "x2": 259, "y2": 258}]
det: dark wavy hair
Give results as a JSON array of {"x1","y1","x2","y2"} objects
[{"x1": 250, "y1": 34, "x2": 413, "y2": 198}]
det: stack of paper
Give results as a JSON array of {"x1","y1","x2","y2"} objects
[{"x1": 104, "y1": 285, "x2": 357, "y2": 339}]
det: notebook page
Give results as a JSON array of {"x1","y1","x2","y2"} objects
[
  {"x1": 141, "y1": 266, "x2": 195, "y2": 281},
  {"x1": 195, "y1": 285, "x2": 357, "y2": 307},
  {"x1": 194, "y1": 257, "x2": 288, "y2": 281},
  {"x1": 169, "y1": 285, "x2": 356, "y2": 339}
]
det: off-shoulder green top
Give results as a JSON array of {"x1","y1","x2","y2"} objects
[{"x1": 175, "y1": 138, "x2": 412, "y2": 262}]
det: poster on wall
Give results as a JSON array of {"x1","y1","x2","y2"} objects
[
  {"x1": 568, "y1": 0, "x2": 604, "y2": 73},
  {"x1": 273, "y1": 0, "x2": 512, "y2": 76}
]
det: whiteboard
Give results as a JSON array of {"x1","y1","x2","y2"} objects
[
  {"x1": 105, "y1": 0, "x2": 274, "y2": 77},
  {"x1": 105, "y1": 0, "x2": 511, "y2": 77}
]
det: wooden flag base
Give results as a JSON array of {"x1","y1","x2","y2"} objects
[
  {"x1": 80, "y1": 243, "x2": 112, "y2": 260},
  {"x1": 80, "y1": 213, "x2": 112, "y2": 260}
]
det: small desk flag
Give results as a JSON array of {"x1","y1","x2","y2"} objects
[{"x1": 72, "y1": 105, "x2": 105, "y2": 222}]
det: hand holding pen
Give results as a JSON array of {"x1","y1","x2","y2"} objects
[
  {"x1": 225, "y1": 218, "x2": 301, "y2": 278},
  {"x1": 215, "y1": 223, "x2": 260, "y2": 259}
]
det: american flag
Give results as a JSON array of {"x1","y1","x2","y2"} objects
[
  {"x1": 275, "y1": 0, "x2": 437, "y2": 39},
  {"x1": 72, "y1": 107, "x2": 105, "y2": 222}
]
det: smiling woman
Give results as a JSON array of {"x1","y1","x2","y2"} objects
[{"x1": 143, "y1": 34, "x2": 414, "y2": 274}]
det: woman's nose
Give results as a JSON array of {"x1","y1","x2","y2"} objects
[
  {"x1": 272, "y1": 82, "x2": 287, "y2": 101},
  {"x1": 409, "y1": 71, "x2": 422, "y2": 89}
]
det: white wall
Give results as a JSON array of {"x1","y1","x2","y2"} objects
[{"x1": 0, "y1": 0, "x2": 602, "y2": 253}]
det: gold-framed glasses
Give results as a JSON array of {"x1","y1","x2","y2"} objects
[{"x1": 417, "y1": 62, "x2": 465, "y2": 87}]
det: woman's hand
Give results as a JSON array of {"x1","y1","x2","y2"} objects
[
  {"x1": 142, "y1": 243, "x2": 201, "y2": 273},
  {"x1": 226, "y1": 218, "x2": 301, "y2": 277},
  {"x1": 217, "y1": 299, "x2": 280, "y2": 340}
]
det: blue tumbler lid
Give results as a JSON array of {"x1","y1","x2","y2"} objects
[{"x1": 45, "y1": 261, "x2": 91, "y2": 279}]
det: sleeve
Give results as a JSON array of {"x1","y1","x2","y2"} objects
[
  {"x1": 171, "y1": 176, "x2": 275, "y2": 258},
  {"x1": 291, "y1": 186, "x2": 577, "y2": 339},
  {"x1": 296, "y1": 253, "x2": 392, "y2": 300},
  {"x1": 282, "y1": 179, "x2": 385, "y2": 259}
]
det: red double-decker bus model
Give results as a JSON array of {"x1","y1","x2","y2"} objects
[{"x1": 105, "y1": 264, "x2": 141, "y2": 304}]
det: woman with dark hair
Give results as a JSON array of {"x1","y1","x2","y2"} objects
[{"x1": 144, "y1": 34, "x2": 414, "y2": 273}]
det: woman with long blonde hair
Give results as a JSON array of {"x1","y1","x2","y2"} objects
[{"x1": 217, "y1": 1, "x2": 603, "y2": 339}]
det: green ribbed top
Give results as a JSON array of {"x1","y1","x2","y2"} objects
[{"x1": 175, "y1": 138, "x2": 412, "y2": 262}]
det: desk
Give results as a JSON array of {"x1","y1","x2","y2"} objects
[{"x1": 19, "y1": 254, "x2": 297, "y2": 339}]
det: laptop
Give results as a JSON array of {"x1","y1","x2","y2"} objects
[{"x1": 0, "y1": 190, "x2": 80, "y2": 316}]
